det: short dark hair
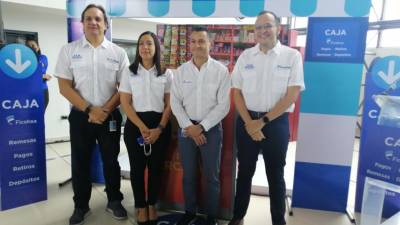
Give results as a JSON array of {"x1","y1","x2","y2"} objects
[
  {"x1": 191, "y1": 26, "x2": 208, "y2": 33},
  {"x1": 81, "y1": 4, "x2": 109, "y2": 31},
  {"x1": 129, "y1": 31, "x2": 164, "y2": 77},
  {"x1": 190, "y1": 25, "x2": 211, "y2": 39},
  {"x1": 257, "y1": 10, "x2": 281, "y2": 26}
]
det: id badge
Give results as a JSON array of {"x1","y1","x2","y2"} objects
[{"x1": 109, "y1": 120, "x2": 117, "y2": 132}]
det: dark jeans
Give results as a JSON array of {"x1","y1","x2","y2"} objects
[
  {"x1": 123, "y1": 112, "x2": 171, "y2": 208},
  {"x1": 233, "y1": 112, "x2": 289, "y2": 225},
  {"x1": 69, "y1": 108, "x2": 123, "y2": 209},
  {"x1": 178, "y1": 123, "x2": 223, "y2": 217}
]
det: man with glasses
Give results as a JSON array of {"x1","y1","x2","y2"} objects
[{"x1": 228, "y1": 11, "x2": 305, "y2": 225}]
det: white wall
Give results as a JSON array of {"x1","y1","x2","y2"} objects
[{"x1": 2, "y1": 2, "x2": 157, "y2": 142}]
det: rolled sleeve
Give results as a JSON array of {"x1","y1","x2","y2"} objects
[
  {"x1": 288, "y1": 51, "x2": 305, "y2": 91},
  {"x1": 231, "y1": 54, "x2": 244, "y2": 89},
  {"x1": 118, "y1": 68, "x2": 132, "y2": 94},
  {"x1": 54, "y1": 46, "x2": 73, "y2": 80},
  {"x1": 164, "y1": 69, "x2": 173, "y2": 93}
]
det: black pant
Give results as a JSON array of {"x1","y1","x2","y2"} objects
[
  {"x1": 69, "y1": 108, "x2": 123, "y2": 209},
  {"x1": 233, "y1": 112, "x2": 289, "y2": 225},
  {"x1": 123, "y1": 112, "x2": 171, "y2": 208}
]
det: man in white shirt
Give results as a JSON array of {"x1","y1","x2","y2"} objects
[
  {"x1": 229, "y1": 11, "x2": 305, "y2": 225},
  {"x1": 171, "y1": 26, "x2": 231, "y2": 225},
  {"x1": 54, "y1": 4, "x2": 128, "y2": 225}
]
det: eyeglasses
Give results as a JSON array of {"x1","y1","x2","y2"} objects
[{"x1": 255, "y1": 24, "x2": 275, "y2": 30}]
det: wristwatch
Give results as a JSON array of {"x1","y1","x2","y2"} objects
[
  {"x1": 157, "y1": 124, "x2": 165, "y2": 133},
  {"x1": 199, "y1": 124, "x2": 206, "y2": 132},
  {"x1": 84, "y1": 104, "x2": 92, "y2": 114},
  {"x1": 262, "y1": 115, "x2": 270, "y2": 124}
]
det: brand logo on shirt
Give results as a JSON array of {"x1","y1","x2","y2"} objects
[
  {"x1": 277, "y1": 65, "x2": 291, "y2": 69},
  {"x1": 182, "y1": 80, "x2": 192, "y2": 84},
  {"x1": 72, "y1": 54, "x2": 82, "y2": 60},
  {"x1": 245, "y1": 64, "x2": 255, "y2": 70},
  {"x1": 107, "y1": 57, "x2": 119, "y2": 64}
]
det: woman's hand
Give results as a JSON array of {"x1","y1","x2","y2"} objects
[{"x1": 146, "y1": 128, "x2": 162, "y2": 144}]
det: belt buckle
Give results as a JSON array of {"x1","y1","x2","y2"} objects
[{"x1": 257, "y1": 112, "x2": 261, "y2": 119}]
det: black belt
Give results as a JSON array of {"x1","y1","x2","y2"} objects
[
  {"x1": 190, "y1": 120, "x2": 200, "y2": 125},
  {"x1": 248, "y1": 110, "x2": 268, "y2": 119}
]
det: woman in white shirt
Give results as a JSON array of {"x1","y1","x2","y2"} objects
[{"x1": 119, "y1": 31, "x2": 172, "y2": 225}]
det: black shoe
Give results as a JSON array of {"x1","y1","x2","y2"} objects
[
  {"x1": 228, "y1": 218, "x2": 243, "y2": 225},
  {"x1": 206, "y1": 216, "x2": 218, "y2": 225},
  {"x1": 106, "y1": 201, "x2": 127, "y2": 220},
  {"x1": 175, "y1": 212, "x2": 196, "y2": 225},
  {"x1": 69, "y1": 208, "x2": 90, "y2": 225}
]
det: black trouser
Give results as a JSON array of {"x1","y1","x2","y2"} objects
[
  {"x1": 233, "y1": 112, "x2": 289, "y2": 225},
  {"x1": 123, "y1": 112, "x2": 171, "y2": 208},
  {"x1": 69, "y1": 108, "x2": 123, "y2": 209}
]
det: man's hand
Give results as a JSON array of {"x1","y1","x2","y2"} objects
[
  {"x1": 192, "y1": 133, "x2": 207, "y2": 146},
  {"x1": 245, "y1": 119, "x2": 265, "y2": 135},
  {"x1": 88, "y1": 106, "x2": 108, "y2": 124},
  {"x1": 250, "y1": 130, "x2": 266, "y2": 141},
  {"x1": 184, "y1": 124, "x2": 204, "y2": 138}
]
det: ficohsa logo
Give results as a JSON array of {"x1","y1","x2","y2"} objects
[{"x1": 2, "y1": 99, "x2": 39, "y2": 110}]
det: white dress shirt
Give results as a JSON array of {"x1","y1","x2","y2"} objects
[
  {"x1": 232, "y1": 41, "x2": 305, "y2": 112},
  {"x1": 55, "y1": 37, "x2": 129, "y2": 106},
  {"x1": 119, "y1": 64, "x2": 172, "y2": 113},
  {"x1": 171, "y1": 57, "x2": 231, "y2": 131}
]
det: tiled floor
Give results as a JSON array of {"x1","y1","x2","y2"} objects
[{"x1": 0, "y1": 139, "x2": 361, "y2": 225}]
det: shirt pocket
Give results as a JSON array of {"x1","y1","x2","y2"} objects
[
  {"x1": 70, "y1": 61, "x2": 87, "y2": 84},
  {"x1": 206, "y1": 83, "x2": 219, "y2": 101},
  {"x1": 273, "y1": 67, "x2": 291, "y2": 95},
  {"x1": 242, "y1": 70, "x2": 257, "y2": 93},
  {"x1": 104, "y1": 62, "x2": 119, "y2": 83},
  {"x1": 129, "y1": 76, "x2": 143, "y2": 98},
  {"x1": 152, "y1": 76, "x2": 167, "y2": 99}
]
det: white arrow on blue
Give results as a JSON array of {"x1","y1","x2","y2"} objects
[
  {"x1": 378, "y1": 60, "x2": 400, "y2": 88},
  {"x1": 5, "y1": 48, "x2": 31, "y2": 74}
]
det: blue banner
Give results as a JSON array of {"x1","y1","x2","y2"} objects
[
  {"x1": 293, "y1": 17, "x2": 368, "y2": 213},
  {"x1": 305, "y1": 17, "x2": 368, "y2": 63},
  {"x1": 0, "y1": 44, "x2": 47, "y2": 210},
  {"x1": 356, "y1": 55, "x2": 400, "y2": 218}
]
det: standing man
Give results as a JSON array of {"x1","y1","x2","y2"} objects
[
  {"x1": 229, "y1": 11, "x2": 305, "y2": 225},
  {"x1": 171, "y1": 26, "x2": 231, "y2": 225},
  {"x1": 55, "y1": 4, "x2": 128, "y2": 225}
]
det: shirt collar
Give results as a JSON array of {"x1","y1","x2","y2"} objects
[
  {"x1": 251, "y1": 41, "x2": 282, "y2": 56},
  {"x1": 81, "y1": 36, "x2": 110, "y2": 49},
  {"x1": 190, "y1": 56, "x2": 211, "y2": 71},
  {"x1": 138, "y1": 63, "x2": 156, "y2": 74}
]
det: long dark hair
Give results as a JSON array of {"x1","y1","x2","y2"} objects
[
  {"x1": 129, "y1": 31, "x2": 164, "y2": 76},
  {"x1": 25, "y1": 38, "x2": 41, "y2": 55}
]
